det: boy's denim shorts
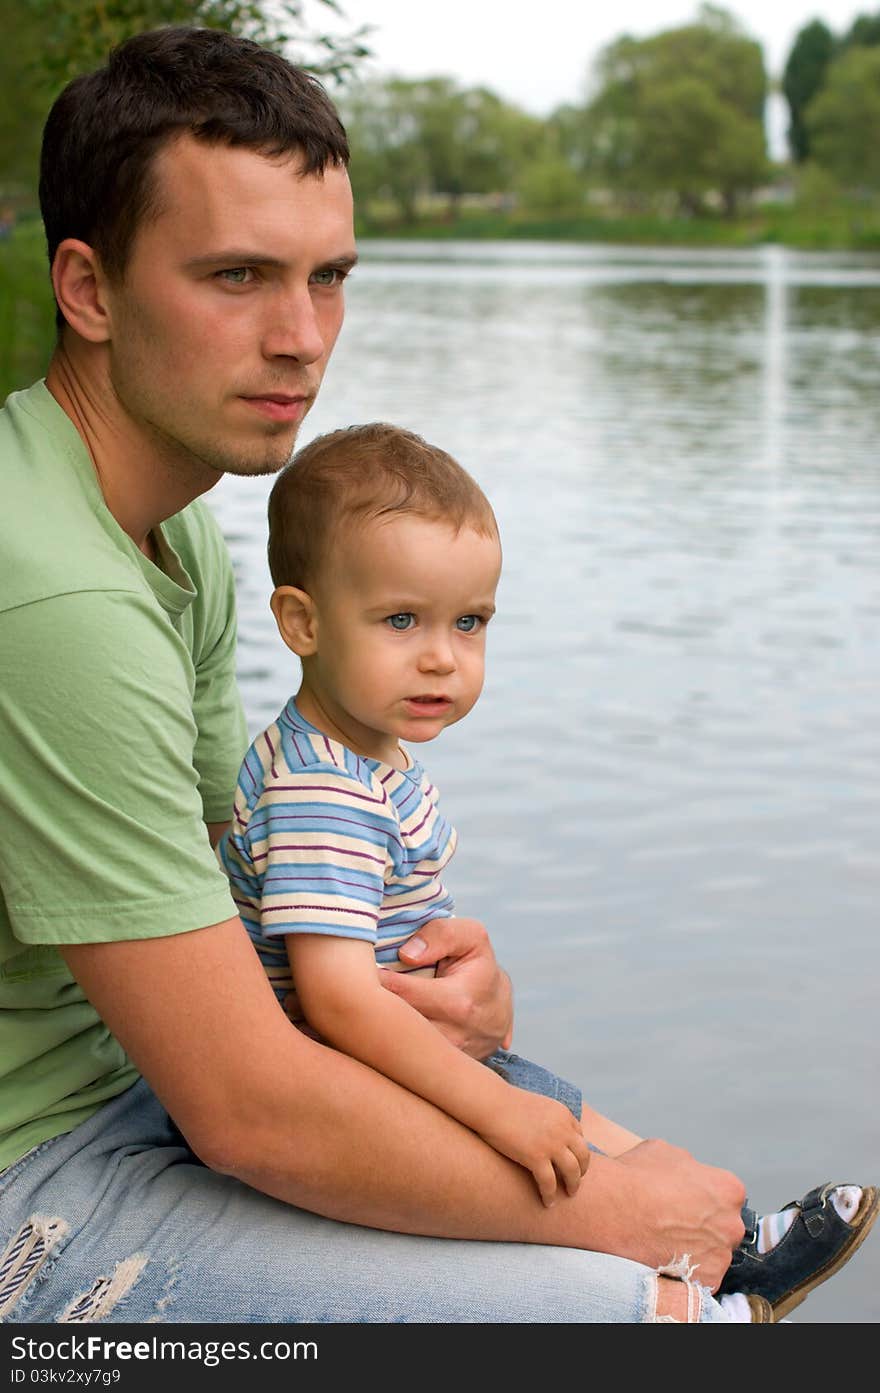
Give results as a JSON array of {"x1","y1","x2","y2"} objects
[{"x1": 483, "y1": 1048, "x2": 582, "y2": 1120}]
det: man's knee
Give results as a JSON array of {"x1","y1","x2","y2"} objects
[{"x1": 655, "y1": 1275, "x2": 696, "y2": 1322}]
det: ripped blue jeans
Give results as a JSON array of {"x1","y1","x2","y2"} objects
[{"x1": 0, "y1": 1078, "x2": 729, "y2": 1324}]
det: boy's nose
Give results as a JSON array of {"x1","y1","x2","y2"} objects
[{"x1": 417, "y1": 638, "x2": 456, "y2": 674}]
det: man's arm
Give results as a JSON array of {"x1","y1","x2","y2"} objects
[{"x1": 59, "y1": 918, "x2": 745, "y2": 1286}]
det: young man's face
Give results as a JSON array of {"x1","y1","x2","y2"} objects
[
  {"x1": 101, "y1": 134, "x2": 356, "y2": 477},
  {"x1": 295, "y1": 514, "x2": 502, "y2": 765}
]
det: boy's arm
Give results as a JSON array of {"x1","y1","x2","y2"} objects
[
  {"x1": 281, "y1": 915, "x2": 514, "y2": 1058},
  {"x1": 286, "y1": 933, "x2": 590, "y2": 1205}
]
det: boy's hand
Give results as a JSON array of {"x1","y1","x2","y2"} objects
[
  {"x1": 380, "y1": 917, "x2": 514, "y2": 1059},
  {"x1": 478, "y1": 1090, "x2": 591, "y2": 1207}
]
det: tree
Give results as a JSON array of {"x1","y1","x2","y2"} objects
[
  {"x1": 341, "y1": 77, "x2": 431, "y2": 224},
  {"x1": 342, "y1": 76, "x2": 543, "y2": 224},
  {"x1": 581, "y1": 5, "x2": 768, "y2": 215},
  {"x1": 782, "y1": 19, "x2": 835, "y2": 162},
  {"x1": 841, "y1": 11, "x2": 880, "y2": 49},
  {"x1": 807, "y1": 45, "x2": 880, "y2": 190},
  {"x1": 24, "y1": 1, "x2": 369, "y2": 88},
  {"x1": 1, "y1": 2, "x2": 369, "y2": 203}
]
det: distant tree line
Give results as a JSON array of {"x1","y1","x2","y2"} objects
[
  {"x1": 342, "y1": 3, "x2": 880, "y2": 226},
  {"x1": 2, "y1": 1, "x2": 880, "y2": 222},
  {"x1": 783, "y1": 11, "x2": 880, "y2": 185}
]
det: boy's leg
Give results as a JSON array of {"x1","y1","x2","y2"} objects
[
  {"x1": 483, "y1": 1048, "x2": 642, "y2": 1153},
  {"x1": 0, "y1": 1079, "x2": 730, "y2": 1324},
  {"x1": 579, "y1": 1103, "x2": 643, "y2": 1155}
]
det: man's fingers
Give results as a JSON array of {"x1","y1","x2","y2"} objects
[
  {"x1": 378, "y1": 967, "x2": 441, "y2": 1017},
  {"x1": 396, "y1": 916, "x2": 488, "y2": 968}
]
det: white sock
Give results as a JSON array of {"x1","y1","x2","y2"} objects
[
  {"x1": 719, "y1": 1292, "x2": 756, "y2": 1322},
  {"x1": 756, "y1": 1185, "x2": 863, "y2": 1254}
]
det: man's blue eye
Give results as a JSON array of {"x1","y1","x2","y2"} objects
[
  {"x1": 456, "y1": 615, "x2": 480, "y2": 633},
  {"x1": 311, "y1": 268, "x2": 341, "y2": 286},
  {"x1": 387, "y1": 613, "x2": 414, "y2": 631}
]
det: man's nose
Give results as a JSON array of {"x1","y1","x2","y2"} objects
[{"x1": 261, "y1": 288, "x2": 325, "y2": 365}]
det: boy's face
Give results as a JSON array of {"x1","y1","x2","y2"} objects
[{"x1": 295, "y1": 513, "x2": 501, "y2": 764}]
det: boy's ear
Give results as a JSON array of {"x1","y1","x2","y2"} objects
[
  {"x1": 271, "y1": 586, "x2": 318, "y2": 656},
  {"x1": 51, "y1": 239, "x2": 112, "y2": 343}
]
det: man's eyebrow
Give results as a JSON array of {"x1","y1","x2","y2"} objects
[{"x1": 183, "y1": 251, "x2": 359, "y2": 271}]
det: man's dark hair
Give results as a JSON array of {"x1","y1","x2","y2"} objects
[{"x1": 39, "y1": 24, "x2": 350, "y2": 287}]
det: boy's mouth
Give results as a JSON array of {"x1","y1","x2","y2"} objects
[{"x1": 404, "y1": 696, "x2": 452, "y2": 715}]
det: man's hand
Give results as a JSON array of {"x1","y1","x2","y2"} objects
[
  {"x1": 612, "y1": 1140, "x2": 746, "y2": 1291},
  {"x1": 378, "y1": 917, "x2": 514, "y2": 1059}
]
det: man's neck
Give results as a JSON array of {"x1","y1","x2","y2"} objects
[{"x1": 46, "y1": 341, "x2": 219, "y2": 553}]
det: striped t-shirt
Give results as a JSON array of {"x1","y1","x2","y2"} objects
[{"x1": 218, "y1": 698, "x2": 457, "y2": 999}]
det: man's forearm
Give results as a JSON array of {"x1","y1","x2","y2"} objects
[
  {"x1": 208, "y1": 1027, "x2": 609, "y2": 1246},
  {"x1": 209, "y1": 1030, "x2": 740, "y2": 1287},
  {"x1": 60, "y1": 921, "x2": 743, "y2": 1286}
]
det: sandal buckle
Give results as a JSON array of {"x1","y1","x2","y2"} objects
[{"x1": 802, "y1": 1188, "x2": 828, "y2": 1238}]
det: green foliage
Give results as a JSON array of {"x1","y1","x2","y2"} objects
[
  {"x1": 0, "y1": 1, "x2": 46, "y2": 201},
  {"x1": 343, "y1": 76, "x2": 543, "y2": 223},
  {"x1": 782, "y1": 20, "x2": 835, "y2": 162},
  {"x1": 807, "y1": 45, "x2": 880, "y2": 190},
  {"x1": 516, "y1": 156, "x2": 584, "y2": 218},
  {"x1": 0, "y1": 220, "x2": 56, "y2": 403},
  {"x1": 0, "y1": 2, "x2": 369, "y2": 205},
  {"x1": 842, "y1": 11, "x2": 880, "y2": 49},
  {"x1": 22, "y1": 0, "x2": 370, "y2": 88},
  {"x1": 581, "y1": 5, "x2": 768, "y2": 215}
]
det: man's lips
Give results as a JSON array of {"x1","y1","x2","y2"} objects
[{"x1": 240, "y1": 394, "x2": 309, "y2": 422}]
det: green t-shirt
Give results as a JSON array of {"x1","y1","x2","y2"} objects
[{"x1": 0, "y1": 381, "x2": 248, "y2": 1170}]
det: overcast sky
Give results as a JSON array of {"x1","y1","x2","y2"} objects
[{"x1": 334, "y1": 2, "x2": 868, "y2": 113}]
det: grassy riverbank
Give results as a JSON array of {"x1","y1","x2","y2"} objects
[{"x1": 356, "y1": 199, "x2": 880, "y2": 250}]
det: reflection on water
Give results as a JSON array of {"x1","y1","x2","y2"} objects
[{"x1": 208, "y1": 243, "x2": 880, "y2": 1321}]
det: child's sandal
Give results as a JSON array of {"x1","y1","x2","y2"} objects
[{"x1": 718, "y1": 1182, "x2": 879, "y2": 1321}]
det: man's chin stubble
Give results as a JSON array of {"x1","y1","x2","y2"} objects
[{"x1": 200, "y1": 435, "x2": 300, "y2": 479}]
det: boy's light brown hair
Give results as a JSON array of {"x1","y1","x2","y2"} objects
[{"x1": 267, "y1": 422, "x2": 499, "y2": 590}]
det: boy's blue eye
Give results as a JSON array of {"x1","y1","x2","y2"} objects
[
  {"x1": 387, "y1": 613, "x2": 415, "y2": 631},
  {"x1": 456, "y1": 615, "x2": 481, "y2": 633}
]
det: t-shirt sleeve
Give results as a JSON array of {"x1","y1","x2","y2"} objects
[
  {"x1": 227, "y1": 765, "x2": 395, "y2": 942},
  {"x1": 0, "y1": 591, "x2": 237, "y2": 945}
]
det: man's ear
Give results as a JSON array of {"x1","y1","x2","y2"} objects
[
  {"x1": 51, "y1": 239, "x2": 112, "y2": 343},
  {"x1": 271, "y1": 586, "x2": 318, "y2": 656}
]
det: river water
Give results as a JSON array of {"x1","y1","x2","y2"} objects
[{"x1": 207, "y1": 241, "x2": 880, "y2": 1322}]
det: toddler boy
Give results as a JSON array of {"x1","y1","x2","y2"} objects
[{"x1": 219, "y1": 423, "x2": 876, "y2": 1320}]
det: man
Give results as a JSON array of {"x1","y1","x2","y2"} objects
[{"x1": 0, "y1": 25, "x2": 745, "y2": 1324}]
